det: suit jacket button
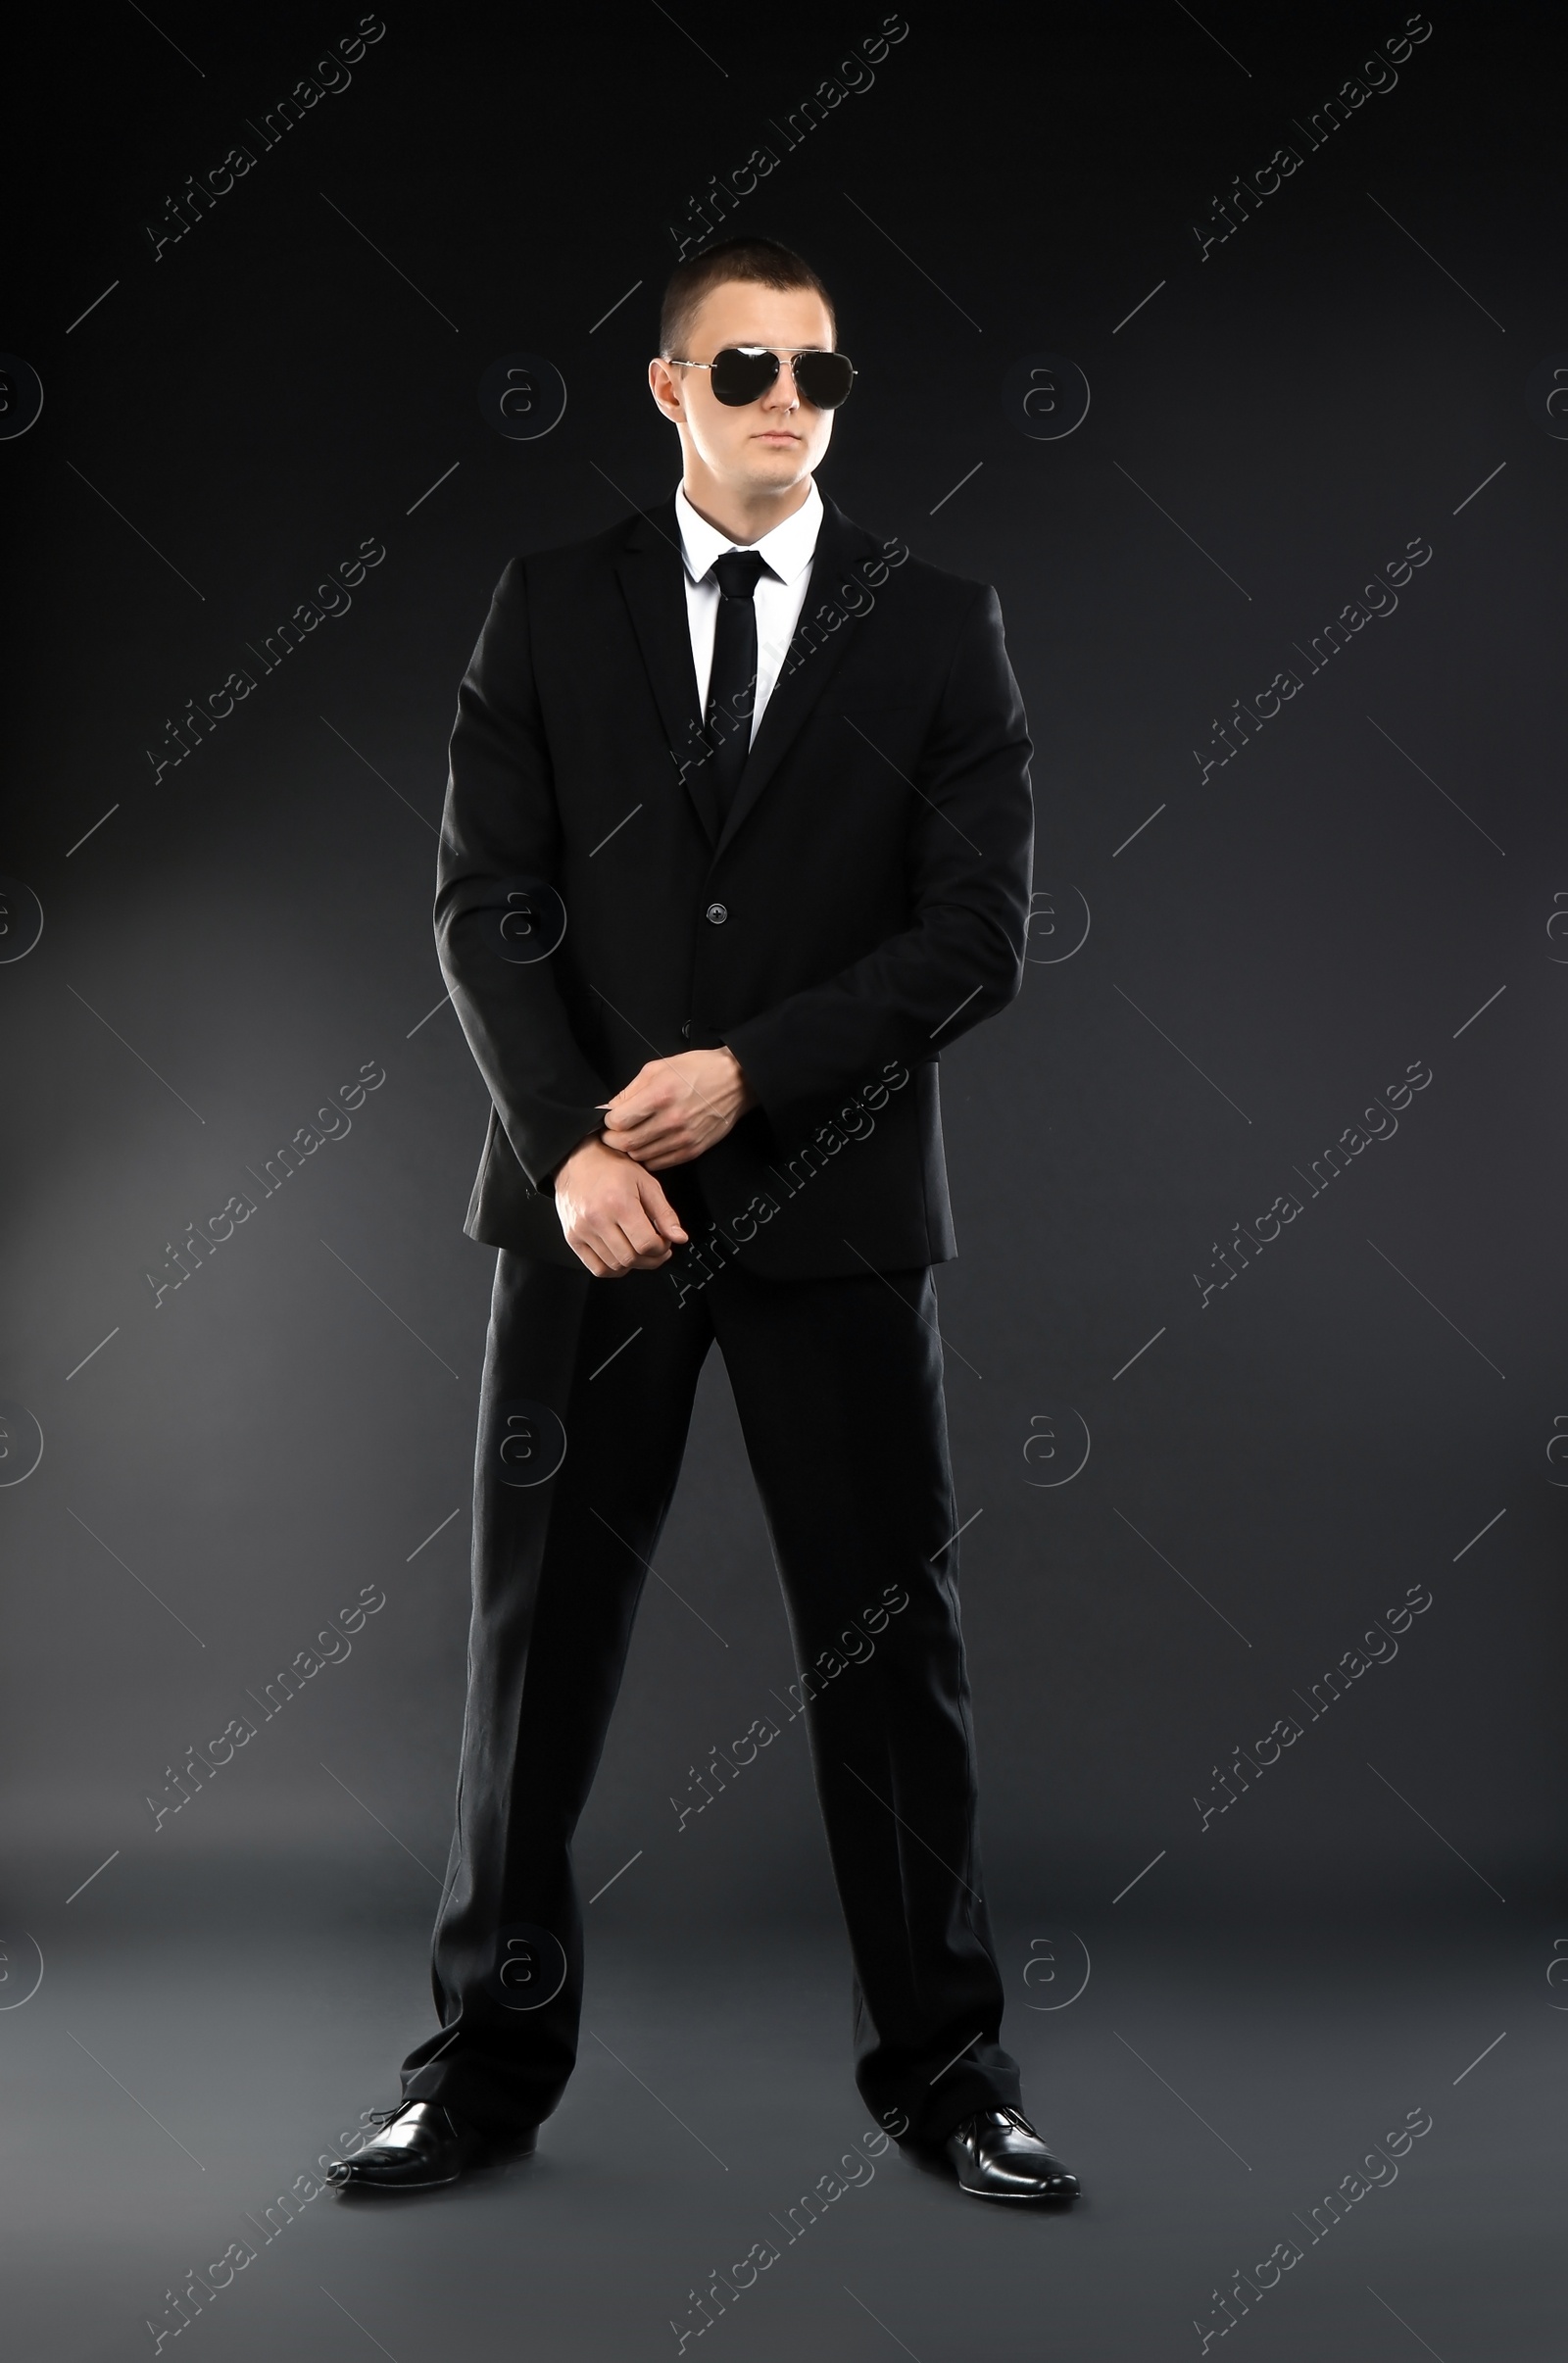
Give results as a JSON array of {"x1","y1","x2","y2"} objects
[
  {"x1": 705, "y1": 901, "x2": 728, "y2": 925},
  {"x1": 680, "y1": 1019, "x2": 691, "y2": 1039}
]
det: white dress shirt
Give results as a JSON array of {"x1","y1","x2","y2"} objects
[{"x1": 674, "y1": 479, "x2": 821, "y2": 746}]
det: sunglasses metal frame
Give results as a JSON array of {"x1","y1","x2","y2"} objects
[{"x1": 666, "y1": 344, "x2": 858, "y2": 408}]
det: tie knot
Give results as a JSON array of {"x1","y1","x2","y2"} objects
[{"x1": 710, "y1": 548, "x2": 767, "y2": 601}]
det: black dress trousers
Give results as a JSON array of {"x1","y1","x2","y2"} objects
[{"x1": 399, "y1": 1191, "x2": 1021, "y2": 2146}]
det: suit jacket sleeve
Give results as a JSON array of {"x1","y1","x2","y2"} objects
[
  {"x1": 434, "y1": 560, "x2": 612, "y2": 1191},
  {"x1": 722, "y1": 584, "x2": 1034, "y2": 1116}
]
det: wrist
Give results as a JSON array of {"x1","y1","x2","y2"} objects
[
  {"x1": 722, "y1": 1046, "x2": 757, "y2": 1113},
  {"x1": 555, "y1": 1130, "x2": 611, "y2": 1186}
]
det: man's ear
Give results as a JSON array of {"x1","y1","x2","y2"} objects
[{"x1": 649, "y1": 358, "x2": 684, "y2": 419}]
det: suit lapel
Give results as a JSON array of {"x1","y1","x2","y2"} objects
[
  {"x1": 610, "y1": 494, "x2": 888, "y2": 859},
  {"x1": 711, "y1": 497, "x2": 884, "y2": 863},
  {"x1": 612, "y1": 502, "x2": 717, "y2": 844}
]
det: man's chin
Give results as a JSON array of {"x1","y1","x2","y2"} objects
[{"x1": 741, "y1": 455, "x2": 812, "y2": 494}]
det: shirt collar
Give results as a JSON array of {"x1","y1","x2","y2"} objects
[{"x1": 674, "y1": 478, "x2": 822, "y2": 588}]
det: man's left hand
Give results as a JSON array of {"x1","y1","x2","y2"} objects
[{"x1": 599, "y1": 1048, "x2": 756, "y2": 1169}]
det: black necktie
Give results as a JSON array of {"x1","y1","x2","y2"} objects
[{"x1": 705, "y1": 548, "x2": 768, "y2": 824}]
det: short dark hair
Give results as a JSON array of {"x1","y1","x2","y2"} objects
[{"x1": 659, "y1": 236, "x2": 836, "y2": 359}]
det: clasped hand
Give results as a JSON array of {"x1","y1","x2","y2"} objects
[
  {"x1": 553, "y1": 1049, "x2": 755, "y2": 1278},
  {"x1": 599, "y1": 1047, "x2": 754, "y2": 1168}
]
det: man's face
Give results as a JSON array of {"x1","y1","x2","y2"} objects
[{"x1": 650, "y1": 280, "x2": 838, "y2": 502}]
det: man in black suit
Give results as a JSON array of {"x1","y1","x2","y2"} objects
[{"x1": 329, "y1": 237, "x2": 1078, "y2": 2204}]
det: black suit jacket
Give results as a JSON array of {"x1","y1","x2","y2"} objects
[{"x1": 434, "y1": 491, "x2": 1033, "y2": 1279}]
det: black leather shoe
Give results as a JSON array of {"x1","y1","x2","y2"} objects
[
  {"x1": 324, "y1": 2102, "x2": 519, "y2": 2192},
  {"x1": 943, "y1": 2107, "x2": 1081, "y2": 2200}
]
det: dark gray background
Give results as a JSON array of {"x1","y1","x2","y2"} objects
[{"x1": 2, "y1": 6, "x2": 1563, "y2": 2358}]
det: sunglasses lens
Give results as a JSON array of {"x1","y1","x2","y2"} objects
[
  {"x1": 710, "y1": 347, "x2": 779, "y2": 405},
  {"x1": 793, "y1": 351, "x2": 855, "y2": 408}
]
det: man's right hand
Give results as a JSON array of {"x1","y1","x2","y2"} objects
[{"x1": 552, "y1": 1134, "x2": 689, "y2": 1277}]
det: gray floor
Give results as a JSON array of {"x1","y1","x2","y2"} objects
[{"x1": 5, "y1": 1888, "x2": 1560, "y2": 2362}]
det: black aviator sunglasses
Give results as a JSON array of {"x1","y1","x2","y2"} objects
[{"x1": 667, "y1": 344, "x2": 857, "y2": 410}]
